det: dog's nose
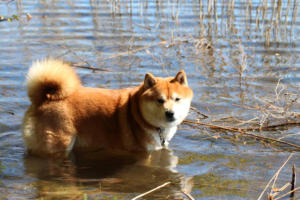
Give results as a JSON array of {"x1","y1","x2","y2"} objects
[{"x1": 165, "y1": 111, "x2": 175, "y2": 121}]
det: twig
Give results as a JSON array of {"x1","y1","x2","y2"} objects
[
  {"x1": 131, "y1": 182, "x2": 171, "y2": 200},
  {"x1": 277, "y1": 132, "x2": 300, "y2": 141},
  {"x1": 100, "y1": 36, "x2": 206, "y2": 61},
  {"x1": 181, "y1": 190, "x2": 195, "y2": 200},
  {"x1": 70, "y1": 62, "x2": 111, "y2": 72},
  {"x1": 290, "y1": 164, "x2": 296, "y2": 198},
  {"x1": 272, "y1": 182, "x2": 290, "y2": 193},
  {"x1": 190, "y1": 106, "x2": 209, "y2": 119},
  {"x1": 102, "y1": 41, "x2": 167, "y2": 61},
  {"x1": 58, "y1": 44, "x2": 94, "y2": 68},
  {"x1": 273, "y1": 187, "x2": 300, "y2": 200},
  {"x1": 183, "y1": 120, "x2": 300, "y2": 150},
  {"x1": 40, "y1": 42, "x2": 111, "y2": 72},
  {"x1": 275, "y1": 78, "x2": 283, "y2": 102},
  {"x1": 257, "y1": 153, "x2": 293, "y2": 200},
  {"x1": 242, "y1": 122, "x2": 300, "y2": 131}
]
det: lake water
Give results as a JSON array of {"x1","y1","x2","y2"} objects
[{"x1": 0, "y1": 0, "x2": 299, "y2": 199}]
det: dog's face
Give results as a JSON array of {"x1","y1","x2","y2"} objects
[{"x1": 140, "y1": 70, "x2": 193, "y2": 128}]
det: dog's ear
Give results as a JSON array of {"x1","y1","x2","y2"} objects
[
  {"x1": 144, "y1": 73, "x2": 156, "y2": 89},
  {"x1": 173, "y1": 70, "x2": 188, "y2": 86}
]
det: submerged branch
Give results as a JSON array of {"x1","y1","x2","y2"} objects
[{"x1": 183, "y1": 120, "x2": 300, "y2": 150}]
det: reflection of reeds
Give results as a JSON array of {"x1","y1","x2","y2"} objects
[
  {"x1": 21, "y1": 0, "x2": 298, "y2": 66},
  {"x1": 238, "y1": 40, "x2": 247, "y2": 81},
  {"x1": 196, "y1": 0, "x2": 298, "y2": 47},
  {"x1": 10, "y1": 0, "x2": 299, "y2": 47},
  {"x1": 292, "y1": 0, "x2": 298, "y2": 23}
]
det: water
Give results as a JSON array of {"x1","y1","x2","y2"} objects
[{"x1": 0, "y1": 0, "x2": 299, "y2": 199}]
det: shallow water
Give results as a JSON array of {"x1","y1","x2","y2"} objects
[{"x1": 0, "y1": 0, "x2": 299, "y2": 199}]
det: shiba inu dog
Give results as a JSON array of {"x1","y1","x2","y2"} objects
[{"x1": 22, "y1": 59, "x2": 193, "y2": 157}]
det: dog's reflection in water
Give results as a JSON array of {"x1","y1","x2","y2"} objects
[{"x1": 24, "y1": 149, "x2": 193, "y2": 199}]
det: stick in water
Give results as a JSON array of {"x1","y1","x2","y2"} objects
[{"x1": 131, "y1": 182, "x2": 171, "y2": 200}]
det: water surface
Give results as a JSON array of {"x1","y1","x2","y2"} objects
[{"x1": 0, "y1": 0, "x2": 299, "y2": 199}]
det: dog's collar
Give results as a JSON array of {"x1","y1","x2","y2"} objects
[{"x1": 157, "y1": 127, "x2": 166, "y2": 147}]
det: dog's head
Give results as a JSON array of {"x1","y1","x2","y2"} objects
[{"x1": 140, "y1": 70, "x2": 193, "y2": 128}]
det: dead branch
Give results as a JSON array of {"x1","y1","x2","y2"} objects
[
  {"x1": 241, "y1": 121, "x2": 300, "y2": 131},
  {"x1": 183, "y1": 120, "x2": 300, "y2": 150},
  {"x1": 273, "y1": 187, "x2": 300, "y2": 200},
  {"x1": 70, "y1": 62, "x2": 111, "y2": 72},
  {"x1": 190, "y1": 106, "x2": 209, "y2": 119},
  {"x1": 181, "y1": 190, "x2": 195, "y2": 200},
  {"x1": 230, "y1": 79, "x2": 300, "y2": 130},
  {"x1": 131, "y1": 182, "x2": 171, "y2": 200},
  {"x1": 102, "y1": 40, "x2": 168, "y2": 61}
]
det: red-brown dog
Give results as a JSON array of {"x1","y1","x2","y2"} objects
[{"x1": 22, "y1": 59, "x2": 193, "y2": 157}]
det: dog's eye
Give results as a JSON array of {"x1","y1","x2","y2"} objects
[
  {"x1": 157, "y1": 98, "x2": 165, "y2": 104},
  {"x1": 175, "y1": 97, "x2": 180, "y2": 102}
]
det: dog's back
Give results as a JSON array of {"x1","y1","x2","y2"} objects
[{"x1": 23, "y1": 59, "x2": 151, "y2": 156}]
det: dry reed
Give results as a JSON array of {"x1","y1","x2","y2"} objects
[{"x1": 131, "y1": 182, "x2": 171, "y2": 200}]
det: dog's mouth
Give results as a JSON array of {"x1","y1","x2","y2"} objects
[{"x1": 166, "y1": 117, "x2": 175, "y2": 122}]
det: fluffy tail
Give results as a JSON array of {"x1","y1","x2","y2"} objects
[{"x1": 26, "y1": 59, "x2": 81, "y2": 105}]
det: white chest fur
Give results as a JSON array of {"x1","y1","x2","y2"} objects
[{"x1": 146, "y1": 126, "x2": 177, "y2": 151}]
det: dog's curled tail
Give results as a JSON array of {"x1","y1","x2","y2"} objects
[{"x1": 26, "y1": 59, "x2": 81, "y2": 105}]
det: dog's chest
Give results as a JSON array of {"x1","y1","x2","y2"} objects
[{"x1": 146, "y1": 126, "x2": 177, "y2": 151}]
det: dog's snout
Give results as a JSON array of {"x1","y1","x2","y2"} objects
[
  {"x1": 166, "y1": 110, "x2": 174, "y2": 117},
  {"x1": 165, "y1": 111, "x2": 175, "y2": 121}
]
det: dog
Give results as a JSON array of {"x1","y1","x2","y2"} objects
[{"x1": 22, "y1": 59, "x2": 193, "y2": 157}]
